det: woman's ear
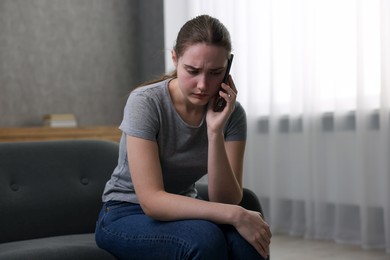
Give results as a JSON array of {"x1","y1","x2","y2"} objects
[{"x1": 171, "y1": 50, "x2": 178, "y2": 67}]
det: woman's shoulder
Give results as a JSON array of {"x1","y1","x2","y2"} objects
[
  {"x1": 125, "y1": 79, "x2": 171, "y2": 110},
  {"x1": 233, "y1": 101, "x2": 246, "y2": 116},
  {"x1": 132, "y1": 79, "x2": 170, "y2": 96}
]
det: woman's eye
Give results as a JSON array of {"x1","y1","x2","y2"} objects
[
  {"x1": 211, "y1": 71, "x2": 223, "y2": 76},
  {"x1": 187, "y1": 70, "x2": 198, "y2": 75}
]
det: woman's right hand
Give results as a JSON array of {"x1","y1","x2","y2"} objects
[{"x1": 233, "y1": 208, "x2": 272, "y2": 258}]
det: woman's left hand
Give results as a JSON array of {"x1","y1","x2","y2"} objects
[{"x1": 206, "y1": 75, "x2": 238, "y2": 134}]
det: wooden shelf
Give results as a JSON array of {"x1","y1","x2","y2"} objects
[{"x1": 0, "y1": 126, "x2": 122, "y2": 143}]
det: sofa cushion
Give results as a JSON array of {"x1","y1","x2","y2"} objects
[
  {"x1": 0, "y1": 233, "x2": 116, "y2": 259},
  {"x1": 0, "y1": 140, "x2": 119, "y2": 243}
]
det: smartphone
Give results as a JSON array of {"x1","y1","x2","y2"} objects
[{"x1": 213, "y1": 54, "x2": 234, "y2": 112}]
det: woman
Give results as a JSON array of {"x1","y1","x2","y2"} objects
[{"x1": 95, "y1": 14, "x2": 271, "y2": 259}]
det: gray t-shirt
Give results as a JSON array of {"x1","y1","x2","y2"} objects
[{"x1": 102, "y1": 79, "x2": 247, "y2": 203}]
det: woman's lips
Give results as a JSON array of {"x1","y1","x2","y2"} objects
[{"x1": 192, "y1": 93, "x2": 209, "y2": 99}]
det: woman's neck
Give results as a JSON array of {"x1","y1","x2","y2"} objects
[{"x1": 168, "y1": 79, "x2": 206, "y2": 126}]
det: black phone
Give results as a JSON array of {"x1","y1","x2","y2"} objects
[{"x1": 213, "y1": 54, "x2": 234, "y2": 112}]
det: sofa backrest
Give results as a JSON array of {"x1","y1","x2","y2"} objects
[{"x1": 0, "y1": 139, "x2": 119, "y2": 243}]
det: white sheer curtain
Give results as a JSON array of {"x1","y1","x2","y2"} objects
[{"x1": 164, "y1": 0, "x2": 390, "y2": 253}]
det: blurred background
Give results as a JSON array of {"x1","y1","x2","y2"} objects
[
  {"x1": 0, "y1": 0, "x2": 164, "y2": 127},
  {"x1": 164, "y1": 0, "x2": 390, "y2": 254},
  {"x1": 1, "y1": 0, "x2": 389, "y2": 255}
]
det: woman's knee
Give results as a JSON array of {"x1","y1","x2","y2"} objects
[
  {"x1": 96, "y1": 213, "x2": 229, "y2": 260},
  {"x1": 183, "y1": 220, "x2": 228, "y2": 259}
]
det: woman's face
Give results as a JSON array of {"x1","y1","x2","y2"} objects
[{"x1": 172, "y1": 43, "x2": 229, "y2": 107}]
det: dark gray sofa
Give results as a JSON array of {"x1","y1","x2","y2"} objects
[{"x1": 0, "y1": 139, "x2": 264, "y2": 259}]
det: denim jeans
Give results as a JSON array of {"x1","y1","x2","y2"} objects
[{"x1": 95, "y1": 201, "x2": 265, "y2": 260}]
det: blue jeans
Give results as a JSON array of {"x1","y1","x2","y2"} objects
[{"x1": 95, "y1": 201, "x2": 265, "y2": 260}]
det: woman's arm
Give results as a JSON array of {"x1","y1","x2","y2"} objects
[
  {"x1": 207, "y1": 134, "x2": 245, "y2": 204},
  {"x1": 126, "y1": 134, "x2": 270, "y2": 258},
  {"x1": 205, "y1": 76, "x2": 246, "y2": 204},
  {"x1": 127, "y1": 134, "x2": 241, "y2": 222}
]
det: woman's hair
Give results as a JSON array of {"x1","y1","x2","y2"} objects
[
  {"x1": 140, "y1": 14, "x2": 232, "y2": 86},
  {"x1": 174, "y1": 14, "x2": 232, "y2": 59}
]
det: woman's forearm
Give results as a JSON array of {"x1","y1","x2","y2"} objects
[
  {"x1": 207, "y1": 131, "x2": 243, "y2": 204},
  {"x1": 141, "y1": 190, "x2": 244, "y2": 224}
]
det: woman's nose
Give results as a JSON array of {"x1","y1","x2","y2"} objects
[{"x1": 197, "y1": 74, "x2": 208, "y2": 91}]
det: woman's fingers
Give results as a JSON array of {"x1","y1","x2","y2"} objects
[
  {"x1": 226, "y1": 75, "x2": 238, "y2": 94},
  {"x1": 257, "y1": 213, "x2": 271, "y2": 257},
  {"x1": 252, "y1": 235, "x2": 269, "y2": 259}
]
